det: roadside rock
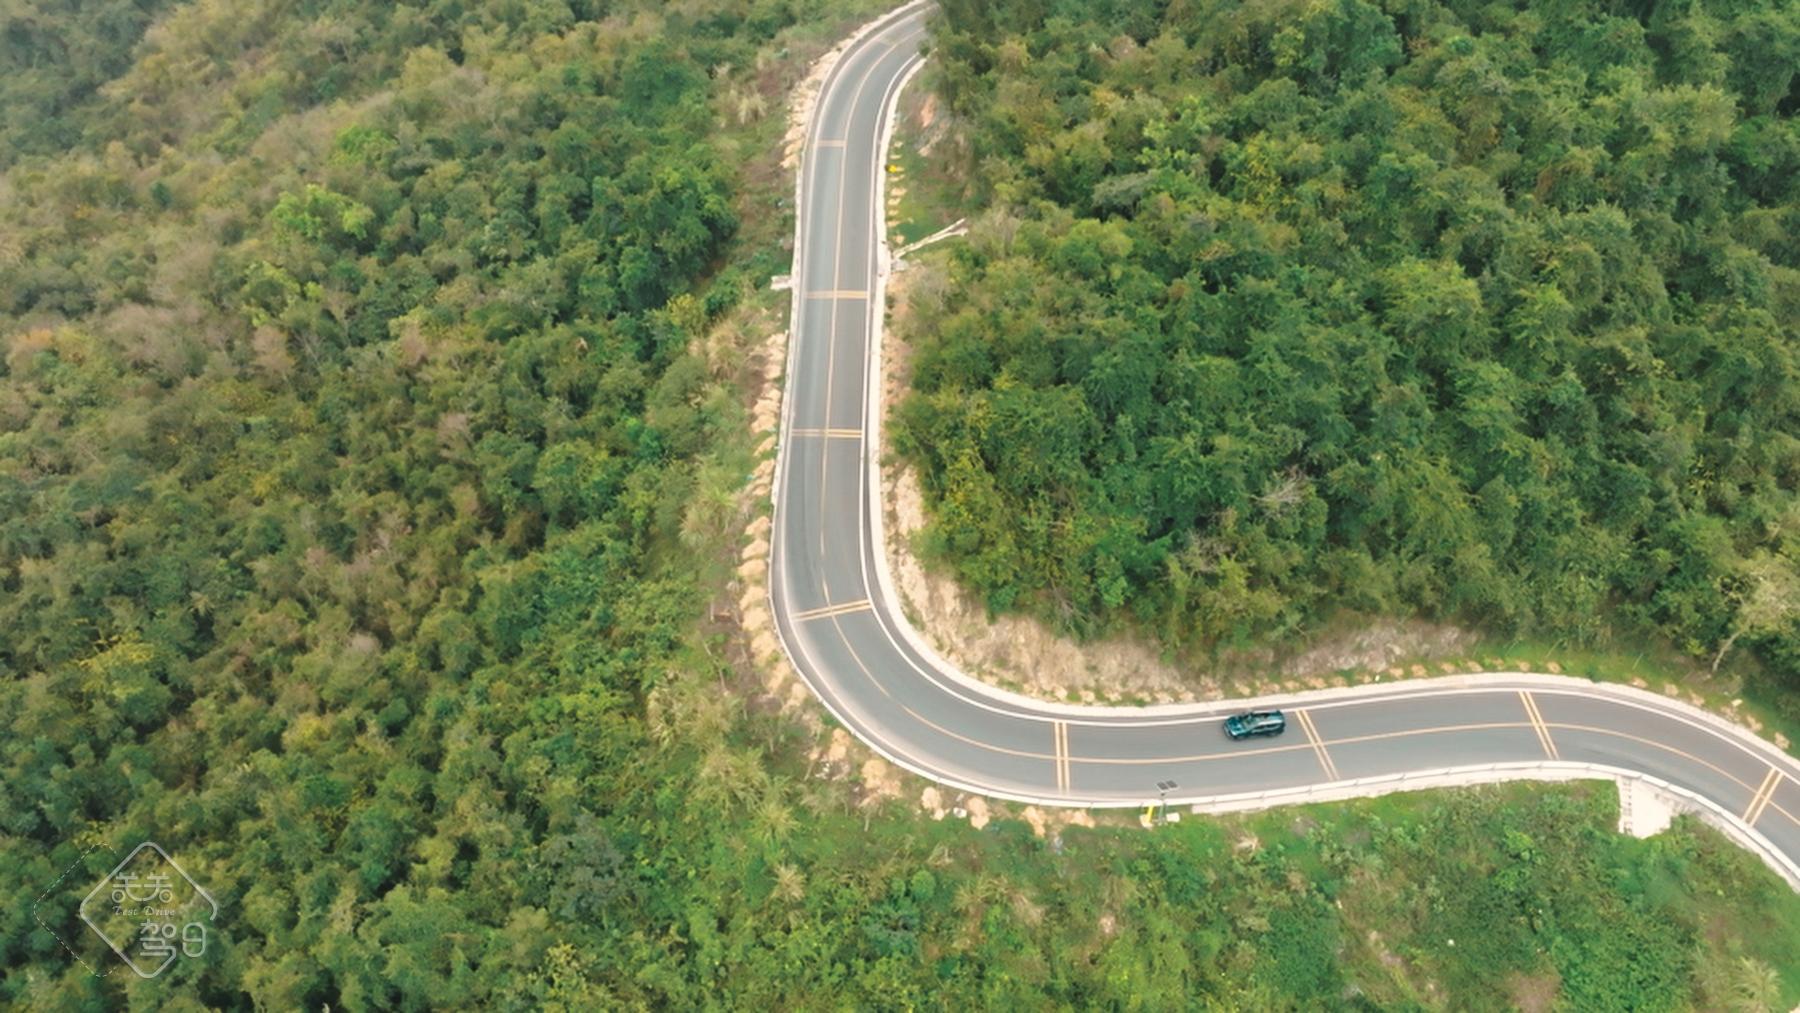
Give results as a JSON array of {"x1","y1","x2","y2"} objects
[
  {"x1": 739, "y1": 558, "x2": 768, "y2": 586},
  {"x1": 860, "y1": 757, "x2": 904, "y2": 803},
  {"x1": 751, "y1": 631, "x2": 780, "y2": 665},
  {"x1": 921, "y1": 786, "x2": 946, "y2": 819}
]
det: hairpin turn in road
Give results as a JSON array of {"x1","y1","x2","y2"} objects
[{"x1": 767, "y1": 2, "x2": 1800, "y2": 888}]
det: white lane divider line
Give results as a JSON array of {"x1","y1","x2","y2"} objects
[
  {"x1": 1744, "y1": 767, "x2": 1784, "y2": 825},
  {"x1": 1296, "y1": 709, "x2": 1340, "y2": 781},
  {"x1": 1520, "y1": 691, "x2": 1560, "y2": 760},
  {"x1": 791, "y1": 599, "x2": 872, "y2": 622}
]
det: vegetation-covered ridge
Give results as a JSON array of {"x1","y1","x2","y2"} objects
[
  {"x1": 0, "y1": 0, "x2": 880, "y2": 1004},
  {"x1": 4, "y1": 0, "x2": 1800, "y2": 1008},
  {"x1": 899, "y1": 0, "x2": 1800, "y2": 707}
]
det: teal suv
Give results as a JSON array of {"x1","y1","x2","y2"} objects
[{"x1": 1222, "y1": 710, "x2": 1287, "y2": 740}]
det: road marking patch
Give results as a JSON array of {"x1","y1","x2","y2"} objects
[
  {"x1": 792, "y1": 599, "x2": 872, "y2": 622},
  {"x1": 1745, "y1": 767, "x2": 1784, "y2": 825},
  {"x1": 1295, "y1": 709, "x2": 1341, "y2": 781},
  {"x1": 1520, "y1": 691, "x2": 1560, "y2": 760},
  {"x1": 790, "y1": 427, "x2": 863, "y2": 439},
  {"x1": 1053, "y1": 721, "x2": 1072, "y2": 793},
  {"x1": 806, "y1": 289, "x2": 868, "y2": 300}
]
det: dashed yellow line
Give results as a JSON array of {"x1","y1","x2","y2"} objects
[
  {"x1": 790, "y1": 427, "x2": 863, "y2": 439},
  {"x1": 1520, "y1": 691, "x2": 1560, "y2": 760},
  {"x1": 1295, "y1": 709, "x2": 1340, "y2": 781},
  {"x1": 806, "y1": 289, "x2": 868, "y2": 300},
  {"x1": 1053, "y1": 721, "x2": 1072, "y2": 793},
  {"x1": 1744, "y1": 767, "x2": 1784, "y2": 826},
  {"x1": 791, "y1": 599, "x2": 872, "y2": 622}
]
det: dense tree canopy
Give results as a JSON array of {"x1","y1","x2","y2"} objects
[
  {"x1": 0, "y1": 0, "x2": 856, "y2": 1004},
  {"x1": 4, "y1": 0, "x2": 1800, "y2": 1007},
  {"x1": 901, "y1": 0, "x2": 1800, "y2": 703},
  {"x1": 0, "y1": 0, "x2": 183, "y2": 168}
]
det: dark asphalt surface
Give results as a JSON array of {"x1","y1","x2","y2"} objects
[{"x1": 767, "y1": 2, "x2": 1800, "y2": 883}]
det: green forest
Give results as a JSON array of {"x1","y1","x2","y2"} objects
[
  {"x1": 4, "y1": 0, "x2": 1800, "y2": 1007},
  {"x1": 900, "y1": 0, "x2": 1800, "y2": 711}
]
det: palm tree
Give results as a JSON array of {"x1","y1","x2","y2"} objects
[
  {"x1": 1731, "y1": 956, "x2": 1780, "y2": 1012},
  {"x1": 753, "y1": 779, "x2": 797, "y2": 846},
  {"x1": 771, "y1": 862, "x2": 806, "y2": 904},
  {"x1": 692, "y1": 746, "x2": 763, "y2": 810}
]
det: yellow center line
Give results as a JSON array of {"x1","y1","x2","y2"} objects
[
  {"x1": 791, "y1": 599, "x2": 872, "y2": 622},
  {"x1": 1295, "y1": 709, "x2": 1341, "y2": 781},
  {"x1": 1520, "y1": 691, "x2": 1560, "y2": 760},
  {"x1": 1744, "y1": 767, "x2": 1784, "y2": 825},
  {"x1": 1543, "y1": 722, "x2": 1761, "y2": 795},
  {"x1": 1030, "y1": 721, "x2": 1537, "y2": 767}
]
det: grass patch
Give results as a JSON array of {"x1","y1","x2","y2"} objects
[
  {"x1": 1202, "y1": 782, "x2": 1800, "y2": 1009},
  {"x1": 791, "y1": 781, "x2": 1800, "y2": 1007},
  {"x1": 885, "y1": 70, "x2": 976, "y2": 248}
]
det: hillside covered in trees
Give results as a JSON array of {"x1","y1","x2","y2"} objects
[
  {"x1": 900, "y1": 0, "x2": 1800, "y2": 707},
  {"x1": 4, "y1": 0, "x2": 1800, "y2": 1007},
  {"x1": 0, "y1": 0, "x2": 874, "y2": 1004}
]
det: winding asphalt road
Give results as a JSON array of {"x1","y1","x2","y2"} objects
[{"x1": 769, "y1": 2, "x2": 1800, "y2": 886}]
